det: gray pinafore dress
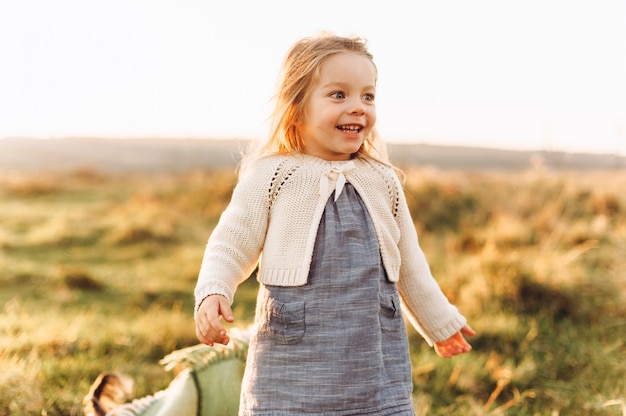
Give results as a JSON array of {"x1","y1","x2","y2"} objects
[{"x1": 240, "y1": 183, "x2": 415, "y2": 415}]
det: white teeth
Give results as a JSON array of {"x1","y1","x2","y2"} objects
[{"x1": 339, "y1": 125, "x2": 361, "y2": 132}]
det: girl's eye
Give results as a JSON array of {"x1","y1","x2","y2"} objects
[
  {"x1": 363, "y1": 93, "x2": 375, "y2": 102},
  {"x1": 330, "y1": 91, "x2": 345, "y2": 99}
]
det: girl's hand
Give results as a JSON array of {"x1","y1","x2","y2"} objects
[
  {"x1": 434, "y1": 325, "x2": 475, "y2": 358},
  {"x1": 195, "y1": 294, "x2": 235, "y2": 346}
]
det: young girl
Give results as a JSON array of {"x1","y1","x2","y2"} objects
[{"x1": 194, "y1": 33, "x2": 475, "y2": 415}]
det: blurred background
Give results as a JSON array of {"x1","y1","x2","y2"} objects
[{"x1": 1, "y1": 0, "x2": 625, "y2": 155}]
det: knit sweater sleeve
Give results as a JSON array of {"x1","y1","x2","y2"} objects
[
  {"x1": 393, "y1": 173, "x2": 467, "y2": 345},
  {"x1": 194, "y1": 159, "x2": 272, "y2": 318}
]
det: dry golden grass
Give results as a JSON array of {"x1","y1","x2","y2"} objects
[{"x1": 0, "y1": 166, "x2": 624, "y2": 415}]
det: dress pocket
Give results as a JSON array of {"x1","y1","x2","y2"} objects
[
  {"x1": 263, "y1": 298, "x2": 306, "y2": 345},
  {"x1": 379, "y1": 292, "x2": 402, "y2": 333}
]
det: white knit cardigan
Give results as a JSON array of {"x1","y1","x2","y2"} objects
[{"x1": 194, "y1": 153, "x2": 466, "y2": 345}]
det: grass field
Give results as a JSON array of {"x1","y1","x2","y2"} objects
[{"x1": 1, "y1": 164, "x2": 624, "y2": 415}]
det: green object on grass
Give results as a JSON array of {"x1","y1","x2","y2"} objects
[{"x1": 93, "y1": 335, "x2": 248, "y2": 416}]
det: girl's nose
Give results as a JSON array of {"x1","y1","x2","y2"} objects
[{"x1": 348, "y1": 100, "x2": 366, "y2": 115}]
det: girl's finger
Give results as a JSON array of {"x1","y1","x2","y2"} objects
[
  {"x1": 196, "y1": 325, "x2": 214, "y2": 346},
  {"x1": 461, "y1": 325, "x2": 476, "y2": 337}
]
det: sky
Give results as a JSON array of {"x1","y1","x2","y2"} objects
[{"x1": 1, "y1": 0, "x2": 625, "y2": 155}]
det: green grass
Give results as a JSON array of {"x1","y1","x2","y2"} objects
[{"x1": 0, "y1": 166, "x2": 624, "y2": 415}]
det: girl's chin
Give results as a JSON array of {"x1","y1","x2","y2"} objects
[{"x1": 303, "y1": 139, "x2": 365, "y2": 160}]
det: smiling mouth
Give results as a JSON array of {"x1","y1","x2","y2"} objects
[{"x1": 337, "y1": 124, "x2": 363, "y2": 133}]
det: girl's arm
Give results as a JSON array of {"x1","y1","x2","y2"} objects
[
  {"x1": 194, "y1": 158, "x2": 274, "y2": 316},
  {"x1": 393, "y1": 175, "x2": 467, "y2": 345}
]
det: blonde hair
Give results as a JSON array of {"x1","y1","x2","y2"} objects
[{"x1": 240, "y1": 33, "x2": 390, "y2": 173}]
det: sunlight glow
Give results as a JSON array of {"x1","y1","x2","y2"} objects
[{"x1": 1, "y1": 0, "x2": 625, "y2": 155}]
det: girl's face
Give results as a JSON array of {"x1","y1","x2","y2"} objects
[{"x1": 299, "y1": 52, "x2": 377, "y2": 161}]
